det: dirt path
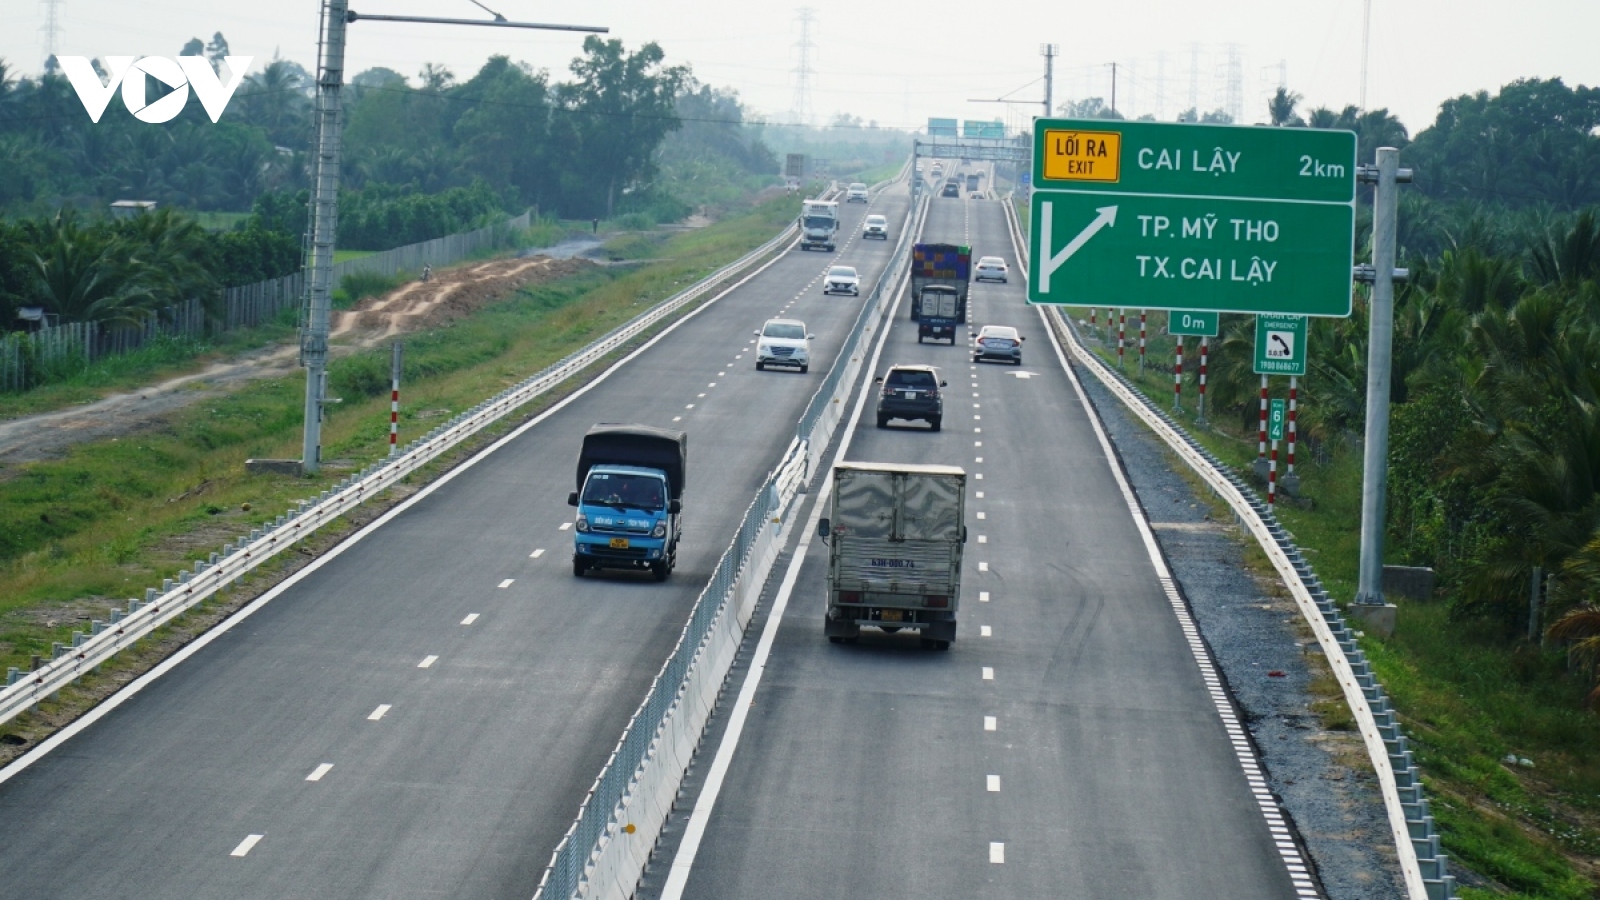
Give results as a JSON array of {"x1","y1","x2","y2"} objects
[{"x1": 0, "y1": 255, "x2": 594, "y2": 467}]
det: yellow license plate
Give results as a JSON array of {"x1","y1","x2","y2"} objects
[
  {"x1": 609, "y1": 537, "x2": 630, "y2": 549},
  {"x1": 881, "y1": 609, "x2": 903, "y2": 623}
]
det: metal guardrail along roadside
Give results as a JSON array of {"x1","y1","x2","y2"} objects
[
  {"x1": 1000, "y1": 198, "x2": 1453, "y2": 900},
  {"x1": 0, "y1": 210, "x2": 803, "y2": 729},
  {"x1": 531, "y1": 181, "x2": 925, "y2": 900}
]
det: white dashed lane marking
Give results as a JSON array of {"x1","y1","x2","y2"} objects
[
  {"x1": 978, "y1": 535, "x2": 987, "y2": 543},
  {"x1": 989, "y1": 842, "x2": 1005, "y2": 864},
  {"x1": 978, "y1": 562, "x2": 988, "y2": 571},
  {"x1": 976, "y1": 511, "x2": 986, "y2": 519},
  {"x1": 976, "y1": 491, "x2": 985, "y2": 499},
  {"x1": 979, "y1": 591, "x2": 990, "y2": 602},
  {"x1": 530, "y1": 548, "x2": 545, "y2": 558},
  {"x1": 230, "y1": 834, "x2": 264, "y2": 857},
  {"x1": 306, "y1": 763, "x2": 334, "y2": 782},
  {"x1": 461, "y1": 614, "x2": 479, "y2": 625},
  {"x1": 498, "y1": 579, "x2": 514, "y2": 588},
  {"x1": 559, "y1": 522, "x2": 572, "y2": 531},
  {"x1": 987, "y1": 775, "x2": 1001, "y2": 792},
  {"x1": 368, "y1": 704, "x2": 390, "y2": 721},
  {"x1": 980, "y1": 625, "x2": 992, "y2": 636},
  {"x1": 981, "y1": 666, "x2": 994, "y2": 681},
  {"x1": 984, "y1": 715, "x2": 997, "y2": 731},
  {"x1": 417, "y1": 655, "x2": 437, "y2": 669}
]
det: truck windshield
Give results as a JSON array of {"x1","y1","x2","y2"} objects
[
  {"x1": 582, "y1": 473, "x2": 665, "y2": 510},
  {"x1": 803, "y1": 215, "x2": 835, "y2": 229}
]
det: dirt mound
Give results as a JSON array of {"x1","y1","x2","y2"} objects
[
  {"x1": 333, "y1": 256, "x2": 594, "y2": 339},
  {"x1": 0, "y1": 254, "x2": 595, "y2": 468}
]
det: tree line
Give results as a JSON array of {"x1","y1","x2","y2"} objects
[{"x1": 0, "y1": 34, "x2": 779, "y2": 329}]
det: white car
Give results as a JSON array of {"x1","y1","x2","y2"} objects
[
  {"x1": 755, "y1": 318, "x2": 814, "y2": 373},
  {"x1": 973, "y1": 324, "x2": 1024, "y2": 365},
  {"x1": 863, "y1": 214, "x2": 889, "y2": 240},
  {"x1": 823, "y1": 265, "x2": 860, "y2": 295},
  {"x1": 975, "y1": 256, "x2": 1009, "y2": 283},
  {"x1": 845, "y1": 182, "x2": 869, "y2": 202}
]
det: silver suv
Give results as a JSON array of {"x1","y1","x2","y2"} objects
[{"x1": 845, "y1": 182, "x2": 869, "y2": 202}]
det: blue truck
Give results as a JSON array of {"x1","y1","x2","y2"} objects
[
  {"x1": 910, "y1": 243, "x2": 971, "y2": 344},
  {"x1": 567, "y1": 424, "x2": 687, "y2": 581}
]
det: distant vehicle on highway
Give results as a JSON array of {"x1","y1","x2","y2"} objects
[
  {"x1": 974, "y1": 256, "x2": 1008, "y2": 282},
  {"x1": 941, "y1": 180, "x2": 961, "y2": 198},
  {"x1": 824, "y1": 265, "x2": 860, "y2": 295},
  {"x1": 799, "y1": 199, "x2": 839, "y2": 251},
  {"x1": 914, "y1": 162, "x2": 924, "y2": 175},
  {"x1": 875, "y1": 364, "x2": 946, "y2": 430},
  {"x1": 910, "y1": 243, "x2": 971, "y2": 343},
  {"x1": 845, "y1": 182, "x2": 869, "y2": 202},
  {"x1": 969, "y1": 191, "x2": 985, "y2": 200},
  {"x1": 755, "y1": 318, "x2": 814, "y2": 373},
  {"x1": 568, "y1": 424, "x2": 686, "y2": 581},
  {"x1": 818, "y1": 461, "x2": 966, "y2": 649},
  {"x1": 863, "y1": 214, "x2": 889, "y2": 240},
  {"x1": 973, "y1": 324, "x2": 1024, "y2": 365}
]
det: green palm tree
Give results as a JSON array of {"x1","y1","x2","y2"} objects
[
  {"x1": 1267, "y1": 88, "x2": 1304, "y2": 127},
  {"x1": 1546, "y1": 600, "x2": 1600, "y2": 709},
  {"x1": 28, "y1": 214, "x2": 159, "y2": 326}
]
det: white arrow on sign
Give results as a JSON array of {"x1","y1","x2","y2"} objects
[{"x1": 1039, "y1": 203, "x2": 1117, "y2": 293}]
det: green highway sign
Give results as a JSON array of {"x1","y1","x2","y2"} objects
[
  {"x1": 1027, "y1": 118, "x2": 1357, "y2": 318},
  {"x1": 1268, "y1": 399, "x2": 1287, "y2": 442},
  {"x1": 1167, "y1": 310, "x2": 1219, "y2": 337},
  {"x1": 1254, "y1": 314, "x2": 1308, "y2": 376},
  {"x1": 1027, "y1": 192, "x2": 1355, "y2": 316},
  {"x1": 1033, "y1": 119, "x2": 1356, "y2": 202}
]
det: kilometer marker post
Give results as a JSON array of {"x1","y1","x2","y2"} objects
[
  {"x1": 1173, "y1": 335, "x2": 1183, "y2": 411},
  {"x1": 389, "y1": 341, "x2": 403, "y2": 456}
]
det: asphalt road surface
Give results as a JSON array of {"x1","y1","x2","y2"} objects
[
  {"x1": 660, "y1": 191, "x2": 1311, "y2": 899},
  {"x1": 0, "y1": 185, "x2": 908, "y2": 900}
]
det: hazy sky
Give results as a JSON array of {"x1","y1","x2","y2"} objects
[{"x1": 6, "y1": 0, "x2": 1598, "y2": 137}]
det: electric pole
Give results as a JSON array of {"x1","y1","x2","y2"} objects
[
  {"x1": 39, "y1": 0, "x2": 62, "y2": 71},
  {"x1": 1041, "y1": 44, "x2": 1057, "y2": 118},
  {"x1": 297, "y1": 0, "x2": 605, "y2": 474}
]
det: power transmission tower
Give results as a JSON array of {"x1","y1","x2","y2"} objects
[
  {"x1": 1155, "y1": 51, "x2": 1168, "y2": 121},
  {"x1": 1187, "y1": 43, "x2": 1201, "y2": 119},
  {"x1": 1222, "y1": 43, "x2": 1244, "y2": 124},
  {"x1": 1359, "y1": 0, "x2": 1372, "y2": 109},
  {"x1": 39, "y1": 0, "x2": 62, "y2": 72},
  {"x1": 791, "y1": 7, "x2": 816, "y2": 126}
]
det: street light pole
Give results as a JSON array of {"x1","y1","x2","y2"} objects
[{"x1": 296, "y1": 1, "x2": 606, "y2": 473}]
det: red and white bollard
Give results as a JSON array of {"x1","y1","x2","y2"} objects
[
  {"x1": 1118, "y1": 308, "x2": 1127, "y2": 369},
  {"x1": 1257, "y1": 375, "x2": 1269, "y2": 462},
  {"x1": 389, "y1": 341, "x2": 403, "y2": 457},
  {"x1": 1138, "y1": 309, "x2": 1147, "y2": 375},
  {"x1": 1090, "y1": 306, "x2": 1098, "y2": 337},
  {"x1": 1173, "y1": 336, "x2": 1184, "y2": 410},
  {"x1": 1197, "y1": 336, "x2": 1209, "y2": 424},
  {"x1": 1287, "y1": 376, "x2": 1299, "y2": 478},
  {"x1": 1268, "y1": 439, "x2": 1279, "y2": 509}
]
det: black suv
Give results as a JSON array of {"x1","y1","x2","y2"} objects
[{"x1": 875, "y1": 365, "x2": 946, "y2": 430}]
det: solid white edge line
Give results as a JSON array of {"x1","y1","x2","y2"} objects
[
  {"x1": 0, "y1": 222, "x2": 807, "y2": 788},
  {"x1": 657, "y1": 196, "x2": 918, "y2": 900}
]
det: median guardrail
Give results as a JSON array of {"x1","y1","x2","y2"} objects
[
  {"x1": 1000, "y1": 198, "x2": 1454, "y2": 900},
  {"x1": 530, "y1": 179, "x2": 928, "y2": 900}
]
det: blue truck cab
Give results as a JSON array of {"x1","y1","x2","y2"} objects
[{"x1": 568, "y1": 424, "x2": 688, "y2": 582}]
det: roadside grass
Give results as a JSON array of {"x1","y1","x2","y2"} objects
[
  {"x1": 0, "y1": 193, "x2": 801, "y2": 692},
  {"x1": 1066, "y1": 311, "x2": 1600, "y2": 899}
]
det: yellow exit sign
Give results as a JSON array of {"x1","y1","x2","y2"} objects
[{"x1": 1041, "y1": 129, "x2": 1122, "y2": 183}]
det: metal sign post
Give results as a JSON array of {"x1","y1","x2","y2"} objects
[
  {"x1": 1354, "y1": 147, "x2": 1413, "y2": 606},
  {"x1": 1268, "y1": 398, "x2": 1286, "y2": 509}
]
